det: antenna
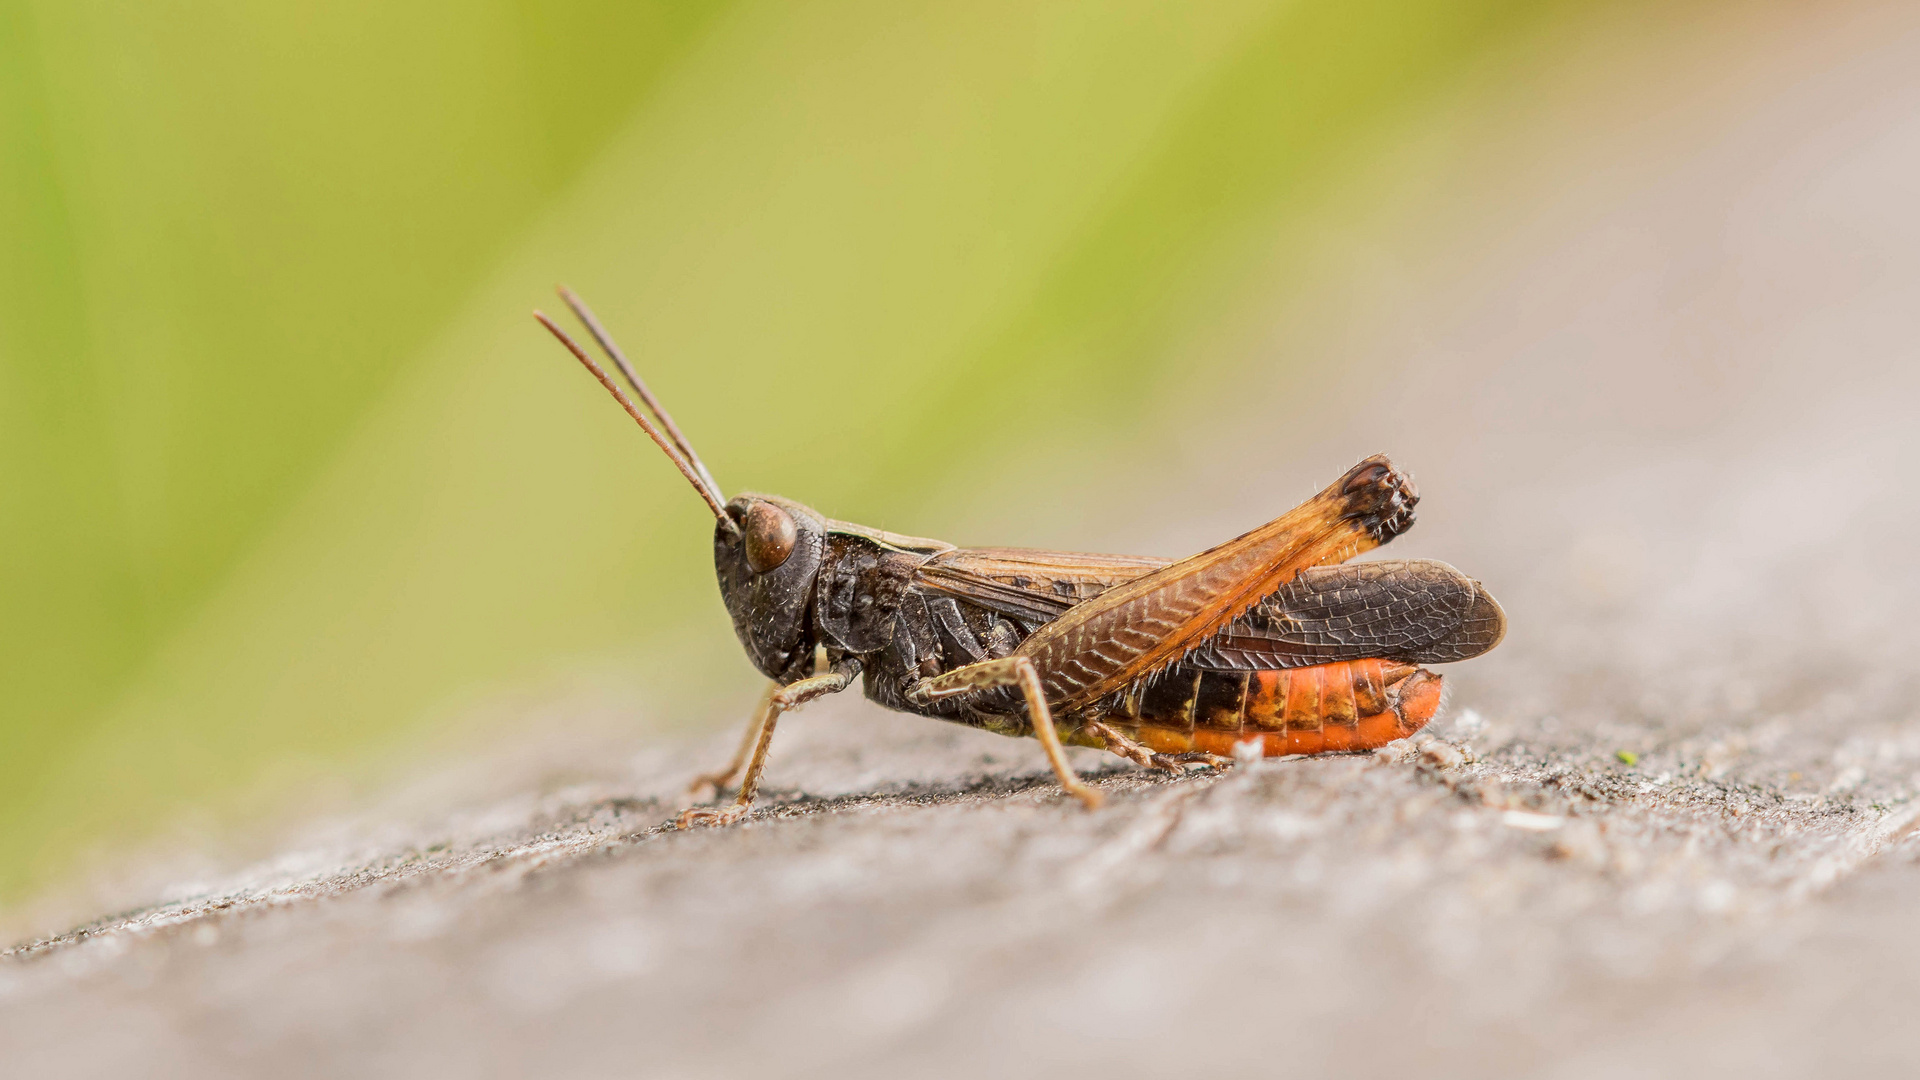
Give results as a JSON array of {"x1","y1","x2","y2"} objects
[
  {"x1": 534, "y1": 310, "x2": 737, "y2": 533},
  {"x1": 556, "y1": 286, "x2": 722, "y2": 500}
]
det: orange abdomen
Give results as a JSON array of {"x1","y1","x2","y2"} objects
[{"x1": 1106, "y1": 659, "x2": 1441, "y2": 757}]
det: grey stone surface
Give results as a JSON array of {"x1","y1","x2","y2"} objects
[
  {"x1": 8, "y1": 10, "x2": 1920, "y2": 1077},
  {"x1": 4, "y1": 693, "x2": 1920, "y2": 1078}
]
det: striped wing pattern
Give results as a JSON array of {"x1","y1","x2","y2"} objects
[
  {"x1": 1185, "y1": 559, "x2": 1506, "y2": 670},
  {"x1": 919, "y1": 456, "x2": 1433, "y2": 710}
]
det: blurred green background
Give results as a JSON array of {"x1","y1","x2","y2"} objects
[{"x1": 1, "y1": 0, "x2": 1664, "y2": 903}]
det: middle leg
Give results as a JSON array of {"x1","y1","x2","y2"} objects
[{"x1": 908, "y1": 656, "x2": 1103, "y2": 809}]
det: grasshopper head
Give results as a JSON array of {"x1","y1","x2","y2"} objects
[{"x1": 715, "y1": 495, "x2": 827, "y2": 682}]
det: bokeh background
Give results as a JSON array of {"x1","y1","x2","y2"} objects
[{"x1": 3, "y1": 0, "x2": 1912, "y2": 914}]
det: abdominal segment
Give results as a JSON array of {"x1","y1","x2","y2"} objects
[{"x1": 1100, "y1": 659, "x2": 1441, "y2": 757}]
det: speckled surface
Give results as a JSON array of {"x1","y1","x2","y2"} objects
[{"x1": 5, "y1": 697, "x2": 1920, "y2": 1079}]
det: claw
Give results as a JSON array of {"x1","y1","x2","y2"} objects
[
  {"x1": 1148, "y1": 752, "x2": 1233, "y2": 772},
  {"x1": 676, "y1": 805, "x2": 750, "y2": 829}
]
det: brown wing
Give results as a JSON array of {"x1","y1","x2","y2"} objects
[
  {"x1": 923, "y1": 455, "x2": 1421, "y2": 710},
  {"x1": 1183, "y1": 559, "x2": 1506, "y2": 670},
  {"x1": 920, "y1": 547, "x2": 1502, "y2": 667},
  {"x1": 916, "y1": 547, "x2": 1168, "y2": 626}
]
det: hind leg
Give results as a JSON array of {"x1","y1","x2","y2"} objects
[{"x1": 1083, "y1": 720, "x2": 1233, "y2": 773}]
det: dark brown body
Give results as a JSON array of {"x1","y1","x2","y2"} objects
[
  {"x1": 717, "y1": 489, "x2": 1502, "y2": 760},
  {"x1": 536, "y1": 294, "x2": 1504, "y2": 822}
]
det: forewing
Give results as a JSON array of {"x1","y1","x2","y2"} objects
[
  {"x1": 915, "y1": 547, "x2": 1167, "y2": 627},
  {"x1": 1185, "y1": 559, "x2": 1506, "y2": 670}
]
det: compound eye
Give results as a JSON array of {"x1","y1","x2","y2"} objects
[{"x1": 743, "y1": 502, "x2": 798, "y2": 574}]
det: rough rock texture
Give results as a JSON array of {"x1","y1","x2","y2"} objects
[
  {"x1": 8, "y1": 10, "x2": 1920, "y2": 1077},
  {"x1": 5, "y1": 698, "x2": 1920, "y2": 1078}
]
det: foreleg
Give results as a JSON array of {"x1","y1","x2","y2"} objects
[
  {"x1": 677, "y1": 664, "x2": 856, "y2": 828},
  {"x1": 683, "y1": 683, "x2": 779, "y2": 804}
]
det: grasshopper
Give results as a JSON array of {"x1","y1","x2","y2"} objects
[{"x1": 535, "y1": 290, "x2": 1505, "y2": 827}]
